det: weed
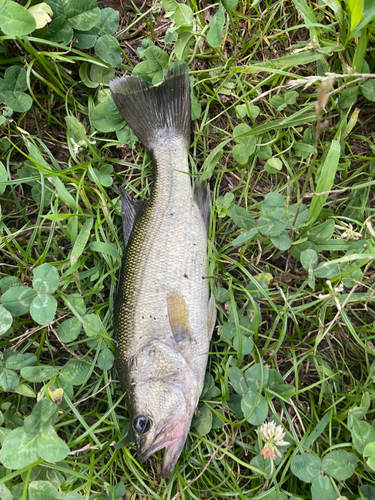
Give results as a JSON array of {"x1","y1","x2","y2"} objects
[{"x1": 1, "y1": 0, "x2": 375, "y2": 499}]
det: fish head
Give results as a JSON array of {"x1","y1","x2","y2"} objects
[{"x1": 129, "y1": 368, "x2": 200, "y2": 477}]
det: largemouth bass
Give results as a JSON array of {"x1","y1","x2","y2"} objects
[{"x1": 109, "y1": 65, "x2": 216, "y2": 477}]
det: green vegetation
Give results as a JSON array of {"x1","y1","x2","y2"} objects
[{"x1": 1, "y1": 0, "x2": 375, "y2": 498}]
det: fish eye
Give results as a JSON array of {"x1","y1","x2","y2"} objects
[{"x1": 133, "y1": 414, "x2": 152, "y2": 434}]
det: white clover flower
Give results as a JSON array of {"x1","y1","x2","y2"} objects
[
  {"x1": 337, "y1": 222, "x2": 362, "y2": 241},
  {"x1": 334, "y1": 282, "x2": 344, "y2": 293},
  {"x1": 258, "y1": 421, "x2": 289, "y2": 460},
  {"x1": 322, "y1": 280, "x2": 343, "y2": 311}
]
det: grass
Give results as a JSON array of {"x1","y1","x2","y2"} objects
[{"x1": 1, "y1": 0, "x2": 375, "y2": 499}]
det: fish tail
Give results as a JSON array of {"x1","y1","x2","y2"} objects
[{"x1": 109, "y1": 64, "x2": 190, "y2": 151}]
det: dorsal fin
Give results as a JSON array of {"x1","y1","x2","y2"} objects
[
  {"x1": 167, "y1": 291, "x2": 191, "y2": 343},
  {"x1": 120, "y1": 187, "x2": 147, "y2": 248}
]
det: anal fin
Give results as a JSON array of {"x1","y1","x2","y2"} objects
[{"x1": 167, "y1": 291, "x2": 191, "y2": 343}]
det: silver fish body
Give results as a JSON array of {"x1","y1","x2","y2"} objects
[{"x1": 110, "y1": 65, "x2": 216, "y2": 477}]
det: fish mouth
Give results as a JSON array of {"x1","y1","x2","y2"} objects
[
  {"x1": 138, "y1": 419, "x2": 187, "y2": 477},
  {"x1": 160, "y1": 436, "x2": 187, "y2": 478}
]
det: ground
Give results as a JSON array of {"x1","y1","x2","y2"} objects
[{"x1": 0, "y1": 1, "x2": 375, "y2": 499}]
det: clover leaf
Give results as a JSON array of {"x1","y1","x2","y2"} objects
[
  {"x1": 0, "y1": 351, "x2": 36, "y2": 392},
  {"x1": 73, "y1": 8, "x2": 123, "y2": 66},
  {"x1": 57, "y1": 317, "x2": 82, "y2": 343},
  {"x1": 0, "y1": 66, "x2": 32, "y2": 113},
  {"x1": 232, "y1": 123, "x2": 256, "y2": 165},
  {"x1": 95, "y1": 35, "x2": 122, "y2": 67},
  {"x1": 231, "y1": 205, "x2": 256, "y2": 230},
  {"x1": 88, "y1": 164, "x2": 113, "y2": 187},
  {"x1": 21, "y1": 365, "x2": 61, "y2": 383},
  {"x1": 248, "y1": 192, "x2": 308, "y2": 251},
  {"x1": 29, "y1": 480, "x2": 59, "y2": 500},
  {"x1": 45, "y1": 0, "x2": 100, "y2": 43},
  {"x1": 0, "y1": 305, "x2": 12, "y2": 335},
  {"x1": 321, "y1": 450, "x2": 357, "y2": 481},
  {"x1": 362, "y1": 80, "x2": 375, "y2": 102},
  {"x1": 74, "y1": 7, "x2": 119, "y2": 49},
  {"x1": 0, "y1": 399, "x2": 69, "y2": 469},
  {"x1": 271, "y1": 90, "x2": 298, "y2": 111},
  {"x1": 265, "y1": 157, "x2": 282, "y2": 174},
  {"x1": 106, "y1": 482, "x2": 126, "y2": 500},
  {"x1": 28, "y1": 3, "x2": 53, "y2": 29},
  {"x1": 59, "y1": 358, "x2": 91, "y2": 386},
  {"x1": 97, "y1": 348, "x2": 114, "y2": 371},
  {"x1": 228, "y1": 366, "x2": 248, "y2": 396},
  {"x1": 241, "y1": 391, "x2": 268, "y2": 425},
  {"x1": 28, "y1": 264, "x2": 58, "y2": 325},
  {"x1": 30, "y1": 294, "x2": 58, "y2": 325},
  {"x1": 133, "y1": 44, "x2": 169, "y2": 84},
  {"x1": 257, "y1": 215, "x2": 287, "y2": 238},
  {"x1": 79, "y1": 63, "x2": 115, "y2": 88},
  {"x1": 0, "y1": 263, "x2": 59, "y2": 327},
  {"x1": 0, "y1": 0, "x2": 36, "y2": 36},
  {"x1": 33, "y1": 263, "x2": 59, "y2": 294},
  {"x1": 236, "y1": 102, "x2": 260, "y2": 120},
  {"x1": 91, "y1": 94, "x2": 123, "y2": 131},
  {"x1": 0, "y1": 366, "x2": 19, "y2": 392},
  {"x1": 291, "y1": 452, "x2": 321, "y2": 483},
  {"x1": 1, "y1": 286, "x2": 37, "y2": 316},
  {"x1": 228, "y1": 364, "x2": 269, "y2": 426},
  {"x1": 193, "y1": 404, "x2": 213, "y2": 436}
]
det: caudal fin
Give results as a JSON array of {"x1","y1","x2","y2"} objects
[{"x1": 109, "y1": 64, "x2": 190, "y2": 151}]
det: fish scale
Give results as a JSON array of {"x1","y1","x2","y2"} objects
[
  {"x1": 110, "y1": 64, "x2": 216, "y2": 477},
  {"x1": 116, "y1": 135, "x2": 208, "y2": 371}
]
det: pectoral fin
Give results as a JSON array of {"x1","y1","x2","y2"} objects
[
  {"x1": 167, "y1": 291, "x2": 191, "y2": 343},
  {"x1": 207, "y1": 294, "x2": 216, "y2": 341},
  {"x1": 120, "y1": 187, "x2": 147, "y2": 247}
]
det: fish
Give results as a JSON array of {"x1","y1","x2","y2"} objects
[{"x1": 109, "y1": 64, "x2": 216, "y2": 477}]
